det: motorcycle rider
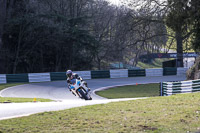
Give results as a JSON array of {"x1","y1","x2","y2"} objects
[{"x1": 66, "y1": 70, "x2": 90, "y2": 93}]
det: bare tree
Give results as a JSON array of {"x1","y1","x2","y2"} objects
[
  {"x1": 88, "y1": 0, "x2": 118, "y2": 69},
  {"x1": 0, "y1": 0, "x2": 7, "y2": 49}
]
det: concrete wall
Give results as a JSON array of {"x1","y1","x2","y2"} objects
[
  {"x1": 177, "y1": 67, "x2": 188, "y2": 76},
  {"x1": 28, "y1": 73, "x2": 51, "y2": 83},
  {"x1": 110, "y1": 69, "x2": 128, "y2": 78},
  {"x1": 146, "y1": 68, "x2": 163, "y2": 77},
  {"x1": 0, "y1": 74, "x2": 6, "y2": 84}
]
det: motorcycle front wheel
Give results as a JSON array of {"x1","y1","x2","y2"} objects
[{"x1": 78, "y1": 89, "x2": 90, "y2": 100}]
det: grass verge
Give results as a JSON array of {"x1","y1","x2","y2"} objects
[
  {"x1": 0, "y1": 97, "x2": 52, "y2": 103},
  {"x1": 137, "y1": 58, "x2": 173, "y2": 69},
  {"x1": 0, "y1": 93, "x2": 200, "y2": 132},
  {"x1": 95, "y1": 83, "x2": 159, "y2": 99},
  {"x1": 0, "y1": 83, "x2": 23, "y2": 91},
  {"x1": 0, "y1": 83, "x2": 52, "y2": 103}
]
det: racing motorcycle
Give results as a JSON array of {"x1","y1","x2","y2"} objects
[{"x1": 68, "y1": 78, "x2": 92, "y2": 100}]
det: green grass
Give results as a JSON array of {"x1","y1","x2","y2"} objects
[
  {"x1": 0, "y1": 83, "x2": 52, "y2": 103},
  {"x1": 96, "y1": 83, "x2": 159, "y2": 99},
  {"x1": 0, "y1": 97, "x2": 52, "y2": 103},
  {"x1": 137, "y1": 58, "x2": 172, "y2": 69},
  {"x1": 0, "y1": 93, "x2": 200, "y2": 132},
  {"x1": 0, "y1": 83, "x2": 24, "y2": 91}
]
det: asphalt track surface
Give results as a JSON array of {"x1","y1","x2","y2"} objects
[{"x1": 0, "y1": 75, "x2": 186, "y2": 120}]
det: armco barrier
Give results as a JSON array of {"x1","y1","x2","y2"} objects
[
  {"x1": 146, "y1": 68, "x2": 163, "y2": 77},
  {"x1": 28, "y1": 73, "x2": 51, "y2": 83},
  {"x1": 1, "y1": 68, "x2": 188, "y2": 83},
  {"x1": 50, "y1": 72, "x2": 66, "y2": 81},
  {"x1": 160, "y1": 79, "x2": 200, "y2": 96},
  {"x1": 74, "y1": 71, "x2": 91, "y2": 79},
  {"x1": 163, "y1": 67, "x2": 177, "y2": 76},
  {"x1": 0, "y1": 74, "x2": 7, "y2": 84},
  {"x1": 128, "y1": 69, "x2": 146, "y2": 77},
  {"x1": 91, "y1": 70, "x2": 110, "y2": 79},
  {"x1": 177, "y1": 67, "x2": 188, "y2": 76},
  {"x1": 110, "y1": 69, "x2": 128, "y2": 78},
  {"x1": 6, "y1": 74, "x2": 29, "y2": 83}
]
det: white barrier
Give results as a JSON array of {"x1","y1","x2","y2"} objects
[
  {"x1": 28, "y1": 73, "x2": 51, "y2": 83},
  {"x1": 0, "y1": 74, "x2": 6, "y2": 84},
  {"x1": 110, "y1": 69, "x2": 128, "y2": 78},
  {"x1": 161, "y1": 79, "x2": 200, "y2": 96},
  {"x1": 146, "y1": 68, "x2": 163, "y2": 77},
  {"x1": 74, "y1": 71, "x2": 91, "y2": 79},
  {"x1": 177, "y1": 67, "x2": 188, "y2": 76}
]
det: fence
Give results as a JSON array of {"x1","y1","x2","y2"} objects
[
  {"x1": 160, "y1": 79, "x2": 200, "y2": 96},
  {"x1": 0, "y1": 67, "x2": 188, "y2": 84}
]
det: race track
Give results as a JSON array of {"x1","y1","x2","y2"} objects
[{"x1": 0, "y1": 75, "x2": 186, "y2": 120}]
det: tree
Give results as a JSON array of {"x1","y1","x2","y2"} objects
[
  {"x1": 0, "y1": 0, "x2": 15, "y2": 73},
  {"x1": 127, "y1": 0, "x2": 194, "y2": 67},
  {"x1": 88, "y1": 0, "x2": 117, "y2": 70},
  {"x1": 0, "y1": 0, "x2": 6, "y2": 49},
  {"x1": 166, "y1": 0, "x2": 192, "y2": 67},
  {"x1": 190, "y1": 0, "x2": 200, "y2": 51},
  {"x1": 121, "y1": 0, "x2": 168, "y2": 66}
]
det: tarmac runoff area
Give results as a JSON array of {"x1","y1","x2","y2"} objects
[
  {"x1": 0, "y1": 75, "x2": 186, "y2": 120},
  {"x1": 0, "y1": 98, "x2": 147, "y2": 120}
]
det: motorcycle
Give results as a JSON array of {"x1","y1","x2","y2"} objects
[{"x1": 68, "y1": 78, "x2": 92, "y2": 100}]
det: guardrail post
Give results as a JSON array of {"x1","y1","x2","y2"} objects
[{"x1": 160, "y1": 82, "x2": 163, "y2": 96}]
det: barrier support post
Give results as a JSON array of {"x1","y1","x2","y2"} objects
[{"x1": 160, "y1": 82, "x2": 163, "y2": 96}]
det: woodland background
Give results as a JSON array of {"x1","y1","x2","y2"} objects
[{"x1": 0, "y1": 0, "x2": 199, "y2": 74}]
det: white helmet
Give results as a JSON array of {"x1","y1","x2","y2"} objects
[{"x1": 66, "y1": 70, "x2": 72, "y2": 78}]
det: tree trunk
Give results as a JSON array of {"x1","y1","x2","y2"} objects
[
  {"x1": 176, "y1": 31, "x2": 184, "y2": 67},
  {"x1": 7, "y1": 0, "x2": 14, "y2": 19},
  {"x1": 55, "y1": 48, "x2": 64, "y2": 72},
  {"x1": 97, "y1": 57, "x2": 101, "y2": 70},
  {"x1": 13, "y1": 26, "x2": 23, "y2": 74},
  {"x1": 133, "y1": 51, "x2": 140, "y2": 67},
  {"x1": 40, "y1": 48, "x2": 44, "y2": 72},
  {"x1": 0, "y1": 0, "x2": 7, "y2": 49}
]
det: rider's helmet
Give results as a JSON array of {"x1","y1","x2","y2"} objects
[{"x1": 66, "y1": 70, "x2": 72, "y2": 78}]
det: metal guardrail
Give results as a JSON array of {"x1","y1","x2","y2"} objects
[
  {"x1": 128, "y1": 69, "x2": 146, "y2": 77},
  {"x1": 160, "y1": 79, "x2": 200, "y2": 96},
  {"x1": 6, "y1": 74, "x2": 29, "y2": 83},
  {"x1": 0, "y1": 68, "x2": 188, "y2": 84},
  {"x1": 50, "y1": 72, "x2": 66, "y2": 81},
  {"x1": 163, "y1": 67, "x2": 177, "y2": 76},
  {"x1": 91, "y1": 70, "x2": 110, "y2": 79}
]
